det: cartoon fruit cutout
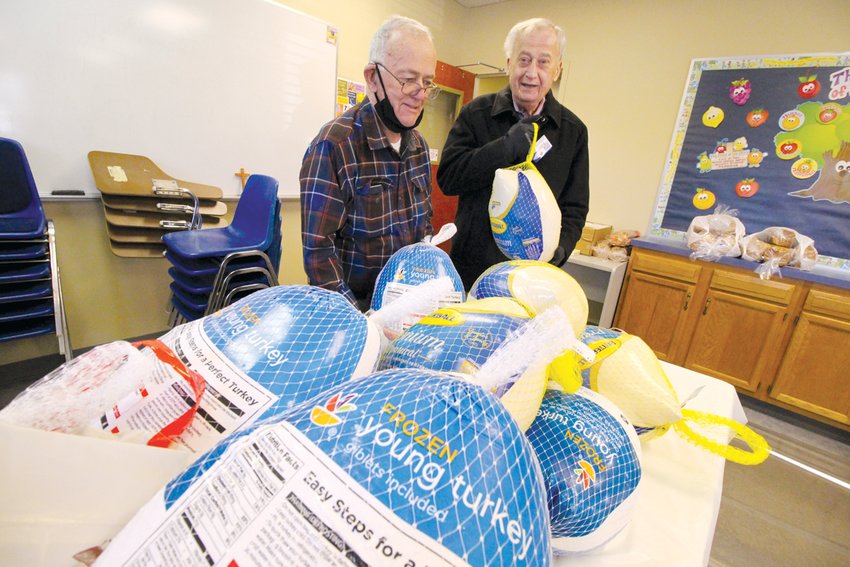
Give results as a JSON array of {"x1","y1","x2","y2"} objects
[
  {"x1": 776, "y1": 139, "x2": 802, "y2": 160},
  {"x1": 735, "y1": 178, "x2": 759, "y2": 198},
  {"x1": 746, "y1": 108, "x2": 769, "y2": 127},
  {"x1": 729, "y1": 78, "x2": 752, "y2": 105},
  {"x1": 697, "y1": 152, "x2": 712, "y2": 173},
  {"x1": 818, "y1": 103, "x2": 841, "y2": 124},
  {"x1": 798, "y1": 75, "x2": 821, "y2": 99},
  {"x1": 779, "y1": 110, "x2": 804, "y2": 131},
  {"x1": 702, "y1": 106, "x2": 724, "y2": 128},
  {"x1": 692, "y1": 188, "x2": 716, "y2": 210},
  {"x1": 747, "y1": 148, "x2": 767, "y2": 167},
  {"x1": 791, "y1": 157, "x2": 818, "y2": 179}
]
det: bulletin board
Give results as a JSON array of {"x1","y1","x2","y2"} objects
[
  {"x1": 336, "y1": 78, "x2": 366, "y2": 117},
  {"x1": 0, "y1": 0, "x2": 338, "y2": 199},
  {"x1": 651, "y1": 53, "x2": 850, "y2": 270}
]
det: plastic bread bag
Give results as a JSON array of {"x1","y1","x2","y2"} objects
[
  {"x1": 608, "y1": 229, "x2": 640, "y2": 247},
  {"x1": 379, "y1": 298, "x2": 591, "y2": 432},
  {"x1": 155, "y1": 285, "x2": 382, "y2": 455},
  {"x1": 742, "y1": 226, "x2": 818, "y2": 279},
  {"x1": 590, "y1": 241, "x2": 629, "y2": 262},
  {"x1": 576, "y1": 326, "x2": 770, "y2": 465},
  {"x1": 468, "y1": 260, "x2": 590, "y2": 393},
  {"x1": 525, "y1": 387, "x2": 642, "y2": 555},
  {"x1": 686, "y1": 205, "x2": 745, "y2": 261},
  {"x1": 489, "y1": 122, "x2": 561, "y2": 262},
  {"x1": 0, "y1": 340, "x2": 205, "y2": 449},
  {"x1": 92, "y1": 367, "x2": 554, "y2": 566},
  {"x1": 370, "y1": 223, "x2": 466, "y2": 337}
]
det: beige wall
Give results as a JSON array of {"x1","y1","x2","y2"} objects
[
  {"x1": 276, "y1": 0, "x2": 468, "y2": 81},
  {"x1": 3, "y1": 0, "x2": 848, "y2": 364}
]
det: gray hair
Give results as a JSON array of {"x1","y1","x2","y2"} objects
[
  {"x1": 503, "y1": 18, "x2": 566, "y2": 61},
  {"x1": 369, "y1": 15, "x2": 434, "y2": 63}
]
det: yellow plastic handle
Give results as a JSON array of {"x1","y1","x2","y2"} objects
[
  {"x1": 672, "y1": 409, "x2": 771, "y2": 465},
  {"x1": 524, "y1": 121, "x2": 540, "y2": 163}
]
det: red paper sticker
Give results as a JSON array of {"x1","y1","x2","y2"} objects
[{"x1": 735, "y1": 178, "x2": 759, "y2": 198}]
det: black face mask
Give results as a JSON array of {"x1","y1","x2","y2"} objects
[{"x1": 373, "y1": 64, "x2": 423, "y2": 133}]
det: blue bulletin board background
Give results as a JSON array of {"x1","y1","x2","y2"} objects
[{"x1": 651, "y1": 53, "x2": 850, "y2": 270}]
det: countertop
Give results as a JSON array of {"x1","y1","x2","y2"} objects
[{"x1": 633, "y1": 237, "x2": 850, "y2": 291}]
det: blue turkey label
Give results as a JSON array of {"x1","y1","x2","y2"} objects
[
  {"x1": 371, "y1": 243, "x2": 464, "y2": 312},
  {"x1": 157, "y1": 286, "x2": 374, "y2": 455},
  {"x1": 158, "y1": 318, "x2": 277, "y2": 454},
  {"x1": 526, "y1": 388, "x2": 641, "y2": 539},
  {"x1": 95, "y1": 423, "x2": 465, "y2": 566},
  {"x1": 378, "y1": 309, "x2": 524, "y2": 373},
  {"x1": 491, "y1": 172, "x2": 544, "y2": 260},
  {"x1": 95, "y1": 371, "x2": 552, "y2": 566}
]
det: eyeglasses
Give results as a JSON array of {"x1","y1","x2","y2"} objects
[{"x1": 373, "y1": 62, "x2": 440, "y2": 101}]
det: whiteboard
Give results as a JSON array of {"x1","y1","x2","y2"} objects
[{"x1": 0, "y1": 0, "x2": 337, "y2": 198}]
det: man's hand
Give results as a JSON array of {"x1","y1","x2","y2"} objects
[
  {"x1": 549, "y1": 246, "x2": 567, "y2": 268},
  {"x1": 504, "y1": 117, "x2": 537, "y2": 162}
]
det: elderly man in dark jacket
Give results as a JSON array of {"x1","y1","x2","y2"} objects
[{"x1": 437, "y1": 17, "x2": 589, "y2": 290}]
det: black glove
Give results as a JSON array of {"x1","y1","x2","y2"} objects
[
  {"x1": 504, "y1": 117, "x2": 536, "y2": 162},
  {"x1": 549, "y1": 246, "x2": 567, "y2": 268}
]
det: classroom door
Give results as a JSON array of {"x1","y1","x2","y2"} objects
[{"x1": 418, "y1": 61, "x2": 475, "y2": 252}]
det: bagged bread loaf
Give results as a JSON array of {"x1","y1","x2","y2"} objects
[
  {"x1": 686, "y1": 206, "x2": 745, "y2": 260},
  {"x1": 741, "y1": 226, "x2": 817, "y2": 272}
]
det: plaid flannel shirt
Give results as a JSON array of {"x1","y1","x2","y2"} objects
[{"x1": 300, "y1": 101, "x2": 433, "y2": 308}]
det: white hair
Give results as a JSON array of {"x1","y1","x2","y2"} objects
[
  {"x1": 369, "y1": 15, "x2": 434, "y2": 63},
  {"x1": 503, "y1": 18, "x2": 566, "y2": 61}
]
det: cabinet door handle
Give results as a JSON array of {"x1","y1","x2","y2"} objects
[
  {"x1": 683, "y1": 292, "x2": 692, "y2": 311},
  {"x1": 702, "y1": 297, "x2": 712, "y2": 315}
]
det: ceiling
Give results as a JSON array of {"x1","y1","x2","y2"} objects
[{"x1": 453, "y1": 0, "x2": 510, "y2": 7}]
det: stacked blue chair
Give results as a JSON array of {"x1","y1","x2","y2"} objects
[
  {"x1": 0, "y1": 137, "x2": 72, "y2": 361},
  {"x1": 163, "y1": 174, "x2": 282, "y2": 325}
]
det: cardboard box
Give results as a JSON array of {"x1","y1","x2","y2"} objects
[
  {"x1": 0, "y1": 423, "x2": 194, "y2": 566},
  {"x1": 575, "y1": 239, "x2": 595, "y2": 255},
  {"x1": 576, "y1": 222, "x2": 613, "y2": 255}
]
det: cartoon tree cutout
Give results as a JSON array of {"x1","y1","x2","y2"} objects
[
  {"x1": 777, "y1": 101, "x2": 850, "y2": 203},
  {"x1": 789, "y1": 141, "x2": 850, "y2": 202}
]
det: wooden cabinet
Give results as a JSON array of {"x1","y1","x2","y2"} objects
[
  {"x1": 614, "y1": 249, "x2": 705, "y2": 363},
  {"x1": 615, "y1": 247, "x2": 850, "y2": 430},
  {"x1": 684, "y1": 269, "x2": 798, "y2": 393},
  {"x1": 770, "y1": 287, "x2": 850, "y2": 426}
]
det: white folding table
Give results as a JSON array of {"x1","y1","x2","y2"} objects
[{"x1": 558, "y1": 361, "x2": 747, "y2": 566}]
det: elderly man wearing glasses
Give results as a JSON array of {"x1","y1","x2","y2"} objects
[{"x1": 300, "y1": 15, "x2": 438, "y2": 311}]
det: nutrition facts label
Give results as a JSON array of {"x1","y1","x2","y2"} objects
[
  {"x1": 100, "y1": 424, "x2": 463, "y2": 567},
  {"x1": 159, "y1": 322, "x2": 277, "y2": 455}
]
